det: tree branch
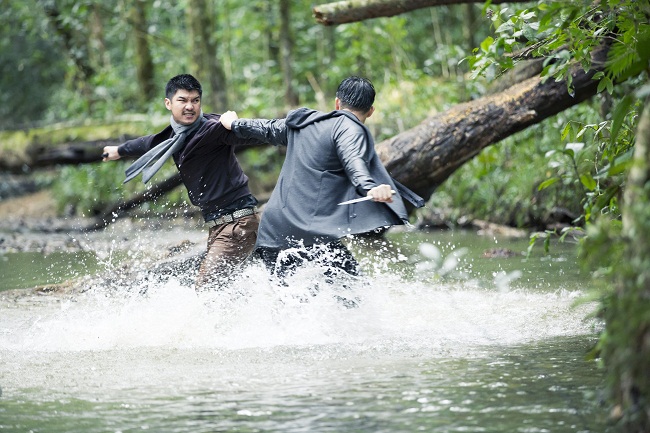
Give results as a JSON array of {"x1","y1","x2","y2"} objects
[
  {"x1": 312, "y1": 0, "x2": 525, "y2": 26},
  {"x1": 85, "y1": 173, "x2": 184, "y2": 231}
]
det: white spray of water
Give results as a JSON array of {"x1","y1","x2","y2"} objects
[{"x1": 0, "y1": 246, "x2": 599, "y2": 354}]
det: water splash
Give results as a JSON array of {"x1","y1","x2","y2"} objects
[{"x1": 0, "y1": 253, "x2": 599, "y2": 354}]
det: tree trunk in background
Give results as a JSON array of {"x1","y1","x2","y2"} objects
[
  {"x1": 42, "y1": 2, "x2": 95, "y2": 111},
  {"x1": 374, "y1": 42, "x2": 610, "y2": 202},
  {"x1": 279, "y1": 0, "x2": 299, "y2": 107},
  {"x1": 89, "y1": 3, "x2": 110, "y2": 70},
  {"x1": 186, "y1": 0, "x2": 228, "y2": 110},
  {"x1": 462, "y1": 3, "x2": 476, "y2": 55},
  {"x1": 607, "y1": 95, "x2": 650, "y2": 432},
  {"x1": 429, "y1": 7, "x2": 448, "y2": 78},
  {"x1": 264, "y1": 2, "x2": 279, "y2": 67},
  {"x1": 130, "y1": 0, "x2": 156, "y2": 103},
  {"x1": 313, "y1": 0, "x2": 528, "y2": 26}
]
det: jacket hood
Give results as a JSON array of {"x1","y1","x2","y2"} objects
[{"x1": 285, "y1": 107, "x2": 360, "y2": 130}]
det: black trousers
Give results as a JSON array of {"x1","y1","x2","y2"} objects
[{"x1": 256, "y1": 241, "x2": 361, "y2": 280}]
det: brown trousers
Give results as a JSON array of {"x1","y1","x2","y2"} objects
[{"x1": 196, "y1": 213, "x2": 260, "y2": 288}]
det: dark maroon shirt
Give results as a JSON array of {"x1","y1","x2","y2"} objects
[{"x1": 118, "y1": 113, "x2": 260, "y2": 220}]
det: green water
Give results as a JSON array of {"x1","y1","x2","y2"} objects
[{"x1": 0, "y1": 250, "x2": 102, "y2": 291}]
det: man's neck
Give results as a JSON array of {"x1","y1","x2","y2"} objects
[{"x1": 341, "y1": 108, "x2": 366, "y2": 124}]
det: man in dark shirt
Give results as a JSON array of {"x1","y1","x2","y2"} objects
[{"x1": 102, "y1": 74, "x2": 260, "y2": 289}]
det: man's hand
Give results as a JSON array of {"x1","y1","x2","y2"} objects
[
  {"x1": 220, "y1": 110, "x2": 238, "y2": 130},
  {"x1": 368, "y1": 184, "x2": 394, "y2": 203},
  {"x1": 102, "y1": 146, "x2": 121, "y2": 161}
]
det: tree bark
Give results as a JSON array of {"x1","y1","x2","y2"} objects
[
  {"x1": 0, "y1": 138, "x2": 129, "y2": 172},
  {"x1": 375, "y1": 42, "x2": 610, "y2": 202},
  {"x1": 313, "y1": 0, "x2": 528, "y2": 26},
  {"x1": 130, "y1": 0, "x2": 156, "y2": 103},
  {"x1": 187, "y1": 0, "x2": 228, "y2": 109},
  {"x1": 279, "y1": 0, "x2": 299, "y2": 107},
  {"x1": 0, "y1": 137, "x2": 264, "y2": 173}
]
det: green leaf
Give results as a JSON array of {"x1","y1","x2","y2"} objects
[
  {"x1": 580, "y1": 174, "x2": 597, "y2": 191},
  {"x1": 561, "y1": 122, "x2": 572, "y2": 140},
  {"x1": 560, "y1": 148, "x2": 575, "y2": 158},
  {"x1": 597, "y1": 76, "x2": 612, "y2": 94},
  {"x1": 480, "y1": 36, "x2": 495, "y2": 53},
  {"x1": 610, "y1": 94, "x2": 635, "y2": 145},
  {"x1": 495, "y1": 22, "x2": 514, "y2": 34},
  {"x1": 543, "y1": 233, "x2": 551, "y2": 253},
  {"x1": 607, "y1": 148, "x2": 635, "y2": 176},
  {"x1": 636, "y1": 25, "x2": 650, "y2": 61},
  {"x1": 538, "y1": 177, "x2": 559, "y2": 191}
]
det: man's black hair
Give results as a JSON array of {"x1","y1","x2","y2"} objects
[
  {"x1": 165, "y1": 74, "x2": 202, "y2": 100},
  {"x1": 336, "y1": 76, "x2": 375, "y2": 113}
]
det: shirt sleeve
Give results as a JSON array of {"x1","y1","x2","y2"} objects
[
  {"x1": 117, "y1": 134, "x2": 157, "y2": 157},
  {"x1": 332, "y1": 119, "x2": 377, "y2": 195},
  {"x1": 231, "y1": 118, "x2": 288, "y2": 147}
]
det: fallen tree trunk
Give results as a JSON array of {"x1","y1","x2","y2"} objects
[
  {"x1": 313, "y1": 0, "x2": 527, "y2": 26},
  {"x1": 0, "y1": 129, "x2": 264, "y2": 172},
  {"x1": 376, "y1": 42, "x2": 609, "y2": 202}
]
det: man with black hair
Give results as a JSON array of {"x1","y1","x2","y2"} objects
[
  {"x1": 220, "y1": 76, "x2": 417, "y2": 279},
  {"x1": 103, "y1": 74, "x2": 261, "y2": 288}
]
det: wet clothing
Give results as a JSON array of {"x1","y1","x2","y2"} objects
[
  {"x1": 197, "y1": 213, "x2": 259, "y2": 287},
  {"x1": 257, "y1": 241, "x2": 360, "y2": 279},
  {"x1": 118, "y1": 113, "x2": 262, "y2": 286}
]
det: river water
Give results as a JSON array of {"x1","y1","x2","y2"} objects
[{"x1": 0, "y1": 223, "x2": 612, "y2": 432}]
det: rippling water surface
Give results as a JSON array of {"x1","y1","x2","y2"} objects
[{"x1": 0, "y1": 228, "x2": 610, "y2": 432}]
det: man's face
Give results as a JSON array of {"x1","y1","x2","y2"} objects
[{"x1": 165, "y1": 89, "x2": 201, "y2": 125}]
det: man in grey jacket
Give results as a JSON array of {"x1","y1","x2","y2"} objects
[{"x1": 220, "y1": 76, "x2": 412, "y2": 279}]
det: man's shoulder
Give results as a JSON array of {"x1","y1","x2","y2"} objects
[
  {"x1": 202, "y1": 113, "x2": 221, "y2": 124},
  {"x1": 197, "y1": 113, "x2": 224, "y2": 133},
  {"x1": 286, "y1": 108, "x2": 339, "y2": 130},
  {"x1": 333, "y1": 113, "x2": 365, "y2": 134}
]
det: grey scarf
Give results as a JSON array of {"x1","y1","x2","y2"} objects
[{"x1": 124, "y1": 112, "x2": 206, "y2": 184}]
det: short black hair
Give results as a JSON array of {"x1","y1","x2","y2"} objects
[
  {"x1": 165, "y1": 74, "x2": 202, "y2": 100},
  {"x1": 335, "y1": 76, "x2": 375, "y2": 112}
]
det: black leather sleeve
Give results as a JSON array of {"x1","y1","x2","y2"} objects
[{"x1": 231, "y1": 118, "x2": 288, "y2": 146}]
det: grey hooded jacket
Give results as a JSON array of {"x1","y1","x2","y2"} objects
[{"x1": 231, "y1": 107, "x2": 409, "y2": 249}]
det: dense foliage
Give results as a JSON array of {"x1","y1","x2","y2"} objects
[
  {"x1": 0, "y1": 0, "x2": 477, "y2": 127},
  {"x1": 467, "y1": 0, "x2": 650, "y2": 430}
]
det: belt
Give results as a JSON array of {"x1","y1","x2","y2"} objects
[{"x1": 206, "y1": 206, "x2": 258, "y2": 227}]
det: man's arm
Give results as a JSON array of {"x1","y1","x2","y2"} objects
[
  {"x1": 221, "y1": 110, "x2": 288, "y2": 146},
  {"x1": 103, "y1": 135, "x2": 157, "y2": 162},
  {"x1": 335, "y1": 122, "x2": 393, "y2": 203}
]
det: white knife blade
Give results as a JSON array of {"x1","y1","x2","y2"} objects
[
  {"x1": 337, "y1": 190, "x2": 395, "y2": 206},
  {"x1": 337, "y1": 196, "x2": 375, "y2": 206}
]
